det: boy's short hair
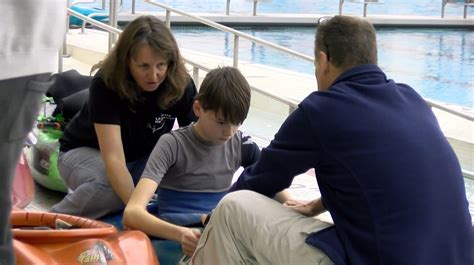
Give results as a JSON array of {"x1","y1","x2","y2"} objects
[
  {"x1": 315, "y1": 15, "x2": 377, "y2": 71},
  {"x1": 196, "y1": 67, "x2": 251, "y2": 125}
]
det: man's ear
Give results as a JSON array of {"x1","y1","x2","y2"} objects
[
  {"x1": 317, "y1": 51, "x2": 330, "y2": 73},
  {"x1": 193, "y1": 100, "x2": 202, "y2": 118}
]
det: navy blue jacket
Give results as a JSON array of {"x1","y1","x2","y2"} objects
[{"x1": 231, "y1": 65, "x2": 473, "y2": 265}]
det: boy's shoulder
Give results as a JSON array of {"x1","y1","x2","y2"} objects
[
  {"x1": 157, "y1": 125, "x2": 192, "y2": 144},
  {"x1": 169, "y1": 124, "x2": 193, "y2": 136},
  {"x1": 164, "y1": 124, "x2": 197, "y2": 144}
]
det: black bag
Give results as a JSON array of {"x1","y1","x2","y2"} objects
[{"x1": 46, "y1": 70, "x2": 92, "y2": 122}]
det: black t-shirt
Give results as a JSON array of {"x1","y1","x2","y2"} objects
[{"x1": 59, "y1": 74, "x2": 197, "y2": 162}]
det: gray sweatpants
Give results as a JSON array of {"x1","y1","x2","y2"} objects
[
  {"x1": 50, "y1": 147, "x2": 149, "y2": 219},
  {"x1": 189, "y1": 190, "x2": 334, "y2": 265},
  {"x1": 0, "y1": 74, "x2": 53, "y2": 265}
]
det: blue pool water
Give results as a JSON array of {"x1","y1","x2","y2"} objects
[
  {"x1": 80, "y1": 1, "x2": 473, "y2": 107},
  {"x1": 171, "y1": 26, "x2": 474, "y2": 108},
  {"x1": 118, "y1": 0, "x2": 472, "y2": 18}
]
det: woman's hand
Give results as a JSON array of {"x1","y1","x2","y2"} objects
[{"x1": 180, "y1": 228, "x2": 202, "y2": 256}]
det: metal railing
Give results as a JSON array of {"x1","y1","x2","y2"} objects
[
  {"x1": 65, "y1": 0, "x2": 122, "y2": 55},
  {"x1": 425, "y1": 99, "x2": 474, "y2": 122},
  {"x1": 123, "y1": 0, "x2": 471, "y2": 18},
  {"x1": 67, "y1": 7, "x2": 121, "y2": 53},
  {"x1": 225, "y1": 0, "x2": 273, "y2": 16},
  {"x1": 66, "y1": 0, "x2": 474, "y2": 20},
  {"x1": 339, "y1": 0, "x2": 384, "y2": 17},
  {"x1": 144, "y1": 1, "x2": 474, "y2": 117},
  {"x1": 65, "y1": 2, "x2": 473, "y2": 179},
  {"x1": 81, "y1": 12, "x2": 109, "y2": 33},
  {"x1": 442, "y1": 0, "x2": 474, "y2": 19},
  {"x1": 145, "y1": 0, "x2": 313, "y2": 68},
  {"x1": 464, "y1": 170, "x2": 474, "y2": 179},
  {"x1": 183, "y1": 58, "x2": 300, "y2": 111}
]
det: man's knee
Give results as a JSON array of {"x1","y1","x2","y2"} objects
[
  {"x1": 214, "y1": 190, "x2": 263, "y2": 218},
  {"x1": 220, "y1": 190, "x2": 257, "y2": 206}
]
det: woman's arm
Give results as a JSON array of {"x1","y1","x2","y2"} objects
[
  {"x1": 124, "y1": 178, "x2": 201, "y2": 256},
  {"x1": 95, "y1": 123, "x2": 134, "y2": 204}
]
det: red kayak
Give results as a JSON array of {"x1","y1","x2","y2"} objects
[{"x1": 11, "y1": 211, "x2": 159, "y2": 264}]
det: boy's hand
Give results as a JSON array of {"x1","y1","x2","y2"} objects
[
  {"x1": 180, "y1": 228, "x2": 202, "y2": 256},
  {"x1": 200, "y1": 214, "x2": 208, "y2": 226}
]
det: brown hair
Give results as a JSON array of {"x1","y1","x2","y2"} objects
[
  {"x1": 94, "y1": 15, "x2": 189, "y2": 109},
  {"x1": 195, "y1": 67, "x2": 251, "y2": 125},
  {"x1": 315, "y1": 16, "x2": 377, "y2": 71}
]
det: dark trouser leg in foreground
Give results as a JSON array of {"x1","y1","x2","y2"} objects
[{"x1": 0, "y1": 74, "x2": 52, "y2": 265}]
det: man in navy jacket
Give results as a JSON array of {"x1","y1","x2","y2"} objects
[{"x1": 189, "y1": 16, "x2": 473, "y2": 265}]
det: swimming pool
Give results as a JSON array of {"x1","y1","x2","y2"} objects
[
  {"x1": 120, "y1": 0, "x2": 472, "y2": 18},
  {"x1": 80, "y1": 1, "x2": 473, "y2": 108},
  {"x1": 171, "y1": 26, "x2": 473, "y2": 108}
]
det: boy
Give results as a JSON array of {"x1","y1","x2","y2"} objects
[{"x1": 123, "y1": 67, "x2": 261, "y2": 256}]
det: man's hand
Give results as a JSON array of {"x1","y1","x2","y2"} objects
[
  {"x1": 284, "y1": 198, "x2": 325, "y2": 217},
  {"x1": 180, "y1": 228, "x2": 202, "y2": 256}
]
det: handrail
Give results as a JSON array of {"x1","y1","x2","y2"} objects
[
  {"x1": 225, "y1": 0, "x2": 272, "y2": 16},
  {"x1": 442, "y1": 0, "x2": 474, "y2": 19},
  {"x1": 71, "y1": 0, "x2": 96, "y2": 8},
  {"x1": 68, "y1": 8, "x2": 121, "y2": 34},
  {"x1": 67, "y1": 3, "x2": 474, "y2": 121},
  {"x1": 145, "y1": 0, "x2": 314, "y2": 67},
  {"x1": 183, "y1": 58, "x2": 299, "y2": 110},
  {"x1": 81, "y1": 12, "x2": 109, "y2": 33},
  {"x1": 339, "y1": 0, "x2": 384, "y2": 17},
  {"x1": 115, "y1": 0, "x2": 473, "y2": 20},
  {"x1": 144, "y1": 0, "x2": 473, "y2": 121},
  {"x1": 463, "y1": 169, "x2": 473, "y2": 179},
  {"x1": 118, "y1": 0, "x2": 473, "y2": 19},
  {"x1": 67, "y1": 6, "x2": 299, "y2": 111},
  {"x1": 67, "y1": 7, "x2": 121, "y2": 53},
  {"x1": 425, "y1": 99, "x2": 474, "y2": 121},
  {"x1": 66, "y1": 7, "x2": 302, "y2": 111}
]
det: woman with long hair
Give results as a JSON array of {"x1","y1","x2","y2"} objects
[{"x1": 51, "y1": 15, "x2": 197, "y2": 219}]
